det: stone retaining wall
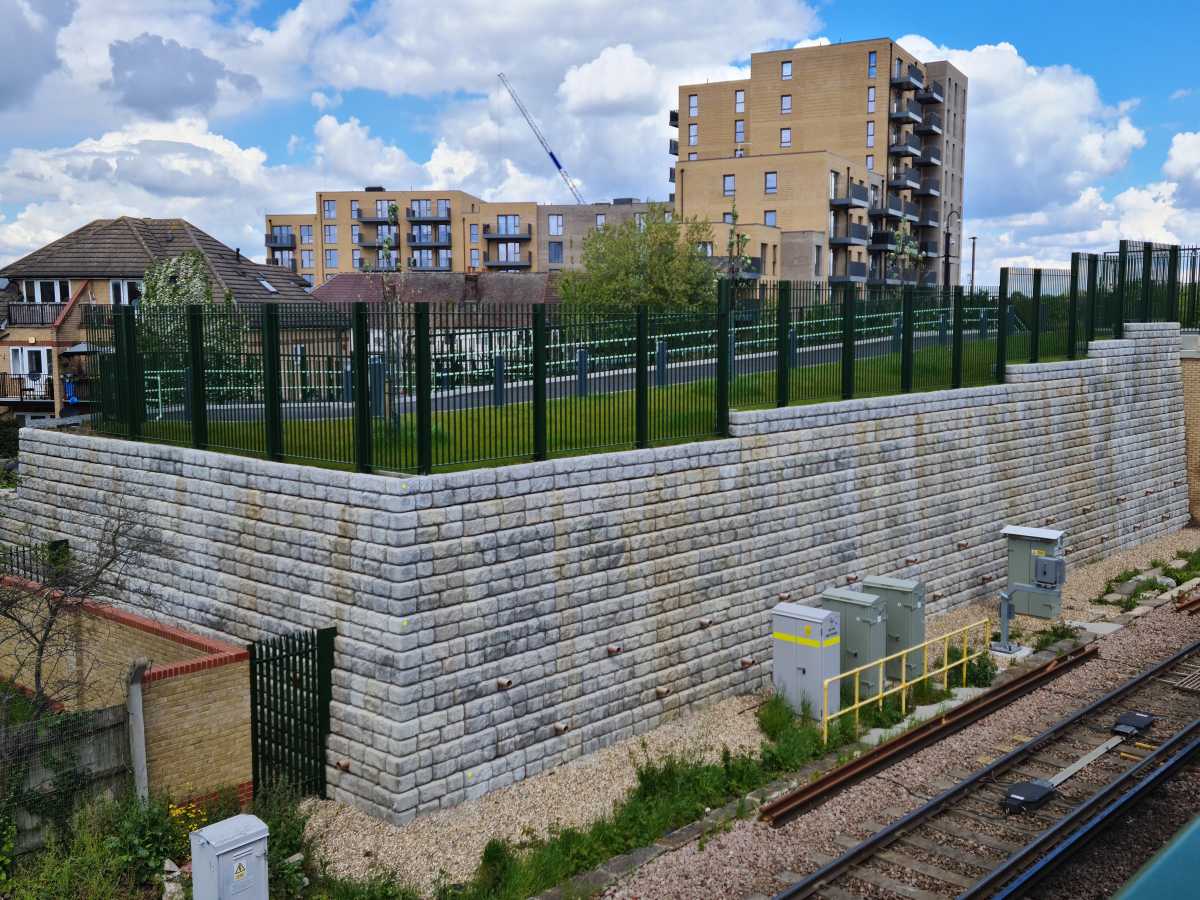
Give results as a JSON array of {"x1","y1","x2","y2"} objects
[{"x1": 1, "y1": 323, "x2": 1187, "y2": 825}]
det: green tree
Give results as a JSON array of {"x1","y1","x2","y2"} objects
[
  {"x1": 559, "y1": 204, "x2": 716, "y2": 312},
  {"x1": 722, "y1": 201, "x2": 752, "y2": 279}
]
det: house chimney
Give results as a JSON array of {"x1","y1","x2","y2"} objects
[{"x1": 235, "y1": 248, "x2": 241, "y2": 261}]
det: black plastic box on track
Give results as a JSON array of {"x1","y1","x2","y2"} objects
[{"x1": 1003, "y1": 778, "x2": 1055, "y2": 813}]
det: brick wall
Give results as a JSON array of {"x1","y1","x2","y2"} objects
[{"x1": 1, "y1": 322, "x2": 1188, "y2": 827}]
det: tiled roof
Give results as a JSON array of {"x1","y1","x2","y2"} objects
[
  {"x1": 0, "y1": 217, "x2": 312, "y2": 304},
  {"x1": 311, "y1": 272, "x2": 561, "y2": 305}
]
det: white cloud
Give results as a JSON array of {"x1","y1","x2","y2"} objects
[
  {"x1": 793, "y1": 37, "x2": 830, "y2": 48},
  {"x1": 0, "y1": 0, "x2": 75, "y2": 110},
  {"x1": 309, "y1": 90, "x2": 342, "y2": 111},
  {"x1": 1164, "y1": 132, "x2": 1200, "y2": 203},
  {"x1": 1170, "y1": 88, "x2": 1193, "y2": 101},
  {"x1": 311, "y1": 115, "x2": 425, "y2": 187},
  {"x1": 558, "y1": 45, "x2": 660, "y2": 117}
]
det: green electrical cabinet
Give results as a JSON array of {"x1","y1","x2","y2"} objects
[
  {"x1": 862, "y1": 576, "x2": 926, "y2": 681},
  {"x1": 817, "y1": 587, "x2": 887, "y2": 699}
]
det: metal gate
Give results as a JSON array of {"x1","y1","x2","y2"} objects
[{"x1": 248, "y1": 627, "x2": 335, "y2": 798}]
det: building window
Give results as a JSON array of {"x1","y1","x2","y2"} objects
[
  {"x1": 734, "y1": 90, "x2": 745, "y2": 113},
  {"x1": 379, "y1": 249, "x2": 398, "y2": 270},
  {"x1": 548, "y1": 214, "x2": 563, "y2": 236},
  {"x1": 350, "y1": 200, "x2": 360, "y2": 219},
  {"x1": 780, "y1": 127, "x2": 792, "y2": 148},
  {"x1": 868, "y1": 51, "x2": 877, "y2": 78},
  {"x1": 781, "y1": 94, "x2": 792, "y2": 114},
  {"x1": 352, "y1": 249, "x2": 362, "y2": 269},
  {"x1": 323, "y1": 199, "x2": 336, "y2": 218},
  {"x1": 734, "y1": 119, "x2": 744, "y2": 142},
  {"x1": 723, "y1": 212, "x2": 734, "y2": 224},
  {"x1": 688, "y1": 93, "x2": 698, "y2": 116},
  {"x1": 699, "y1": 241, "x2": 714, "y2": 256},
  {"x1": 635, "y1": 212, "x2": 646, "y2": 230},
  {"x1": 325, "y1": 249, "x2": 338, "y2": 268},
  {"x1": 438, "y1": 249, "x2": 451, "y2": 268},
  {"x1": 781, "y1": 60, "x2": 792, "y2": 80},
  {"x1": 764, "y1": 210, "x2": 777, "y2": 227},
  {"x1": 867, "y1": 86, "x2": 876, "y2": 113},
  {"x1": 497, "y1": 214, "x2": 520, "y2": 235},
  {"x1": 411, "y1": 199, "x2": 432, "y2": 216},
  {"x1": 866, "y1": 154, "x2": 874, "y2": 171},
  {"x1": 723, "y1": 174, "x2": 735, "y2": 196},
  {"x1": 323, "y1": 224, "x2": 337, "y2": 243},
  {"x1": 351, "y1": 224, "x2": 361, "y2": 244},
  {"x1": 376, "y1": 199, "x2": 389, "y2": 218},
  {"x1": 595, "y1": 213, "x2": 605, "y2": 229},
  {"x1": 688, "y1": 123, "x2": 698, "y2": 146},
  {"x1": 274, "y1": 250, "x2": 294, "y2": 269},
  {"x1": 497, "y1": 242, "x2": 522, "y2": 263},
  {"x1": 866, "y1": 121, "x2": 875, "y2": 147},
  {"x1": 303, "y1": 274, "x2": 314, "y2": 285},
  {"x1": 829, "y1": 170, "x2": 840, "y2": 199},
  {"x1": 814, "y1": 245, "x2": 822, "y2": 276},
  {"x1": 470, "y1": 223, "x2": 479, "y2": 243},
  {"x1": 549, "y1": 241, "x2": 564, "y2": 263},
  {"x1": 23, "y1": 279, "x2": 71, "y2": 303},
  {"x1": 301, "y1": 250, "x2": 314, "y2": 268},
  {"x1": 109, "y1": 280, "x2": 142, "y2": 305},
  {"x1": 437, "y1": 199, "x2": 450, "y2": 216},
  {"x1": 470, "y1": 248, "x2": 481, "y2": 268},
  {"x1": 687, "y1": 152, "x2": 698, "y2": 160},
  {"x1": 299, "y1": 224, "x2": 312, "y2": 244},
  {"x1": 764, "y1": 171, "x2": 777, "y2": 194}
]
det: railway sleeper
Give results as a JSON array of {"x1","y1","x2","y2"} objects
[{"x1": 830, "y1": 835, "x2": 975, "y2": 889}]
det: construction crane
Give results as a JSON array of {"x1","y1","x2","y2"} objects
[{"x1": 497, "y1": 72, "x2": 586, "y2": 204}]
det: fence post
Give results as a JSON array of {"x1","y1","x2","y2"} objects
[
  {"x1": 1115, "y1": 239, "x2": 1129, "y2": 338},
  {"x1": 655, "y1": 340, "x2": 668, "y2": 388},
  {"x1": 901, "y1": 285, "x2": 915, "y2": 392},
  {"x1": 1067, "y1": 254, "x2": 1080, "y2": 360},
  {"x1": 716, "y1": 280, "x2": 731, "y2": 436},
  {"x1": 351, "y1": 302, "x2": 372, "y2": 473},
  {"x1": 494, "y1": 354, "x2": 507, "y2": 406},
  {"x1": 1086, "y1": 253, "x2": 1099, "y2": 343},
  {"x1": 635, "y1": 305, "x2": 649, "y2": 449},
  {"x1": 1030, "y1": 269, "x2": 1042, "y2": 363},
  {"x1": 414, "y1": 302, "x2": 433, "y2": 475},
  {"x1": 574, "y1": 349, "x2": 587, "y2": 398},
  {"x1": 187, "y1": 304, "x2": 208, "y2": 449},
  {"x1": 841, "y1": 284, "x2": 855, "y2": 400},
  {"x1": 951, "y1": 286, "x2": 964, "y2": 389},
  {"x1": 1140, "y1": 243, "x2": 1153, "y2": 322},
  {"x1": 260, "y1": 305, "x2": 283, "y2": 461},
  {"x1": 532, "y1": 304, "x2": 548, "y2": 461},
  {"x1": 996, "y1": 268, "x2": 1009, "y2": 384},
  {"x1": 1167, "y1": 245, "x2": 1181, "y2": 323},
  {"x1": 775, "y1": 280, "x2": 791, "y2": 407},
  {"x1": 121, "y1": 307, "x2": 144, "y2": 439}
]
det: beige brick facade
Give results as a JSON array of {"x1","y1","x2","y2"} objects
[{"x1": 1181, "y1": 351, "x2": 1200, "y2": 521}]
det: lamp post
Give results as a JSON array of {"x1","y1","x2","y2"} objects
[
  {"x1": 969, "y1": 235, "x2": 977, "y2": 296},
  {"x1": 943, "y1": 208, "x2": 961, "y2": 287}
]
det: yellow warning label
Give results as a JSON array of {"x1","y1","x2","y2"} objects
[
  {"x1": 1032, "y1": 548, "x2": 1047, "y2": 557},
  {"x1": 804, "y1": 624, "x2": 812, "y2": 637},
  {"x1": 234, "y1": 862, "x2": 247, "y2": 881}
]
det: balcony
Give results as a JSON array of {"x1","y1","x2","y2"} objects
[
  {"x1": 919, "y1": 208, "x2": 941, "y2": 229},
  {"x1": 264, "y1": 232, "x2": 295, "y2": 249},
  {"x1": 868, "y1": 230, "x2": 898, "y2": 252},
  {"x1": 921, "y1": 240, "x2": 940, "y2": 258},
  {"x1": 358, "y1": 231, "x2": 398, "y2": 248},
  {"x1": 889, "y1": 99, "x2": 922, "y2": 125},
  {"x1": 267, "y1": 257, "x2": 297, "y2": 272},
  {"x1": 407, "y1": 257, "x2": 452, "y2": 272},
  {"x1": 888, "y1": 168, "x2": 921, "y2": 191},
  {"x1": 899, "y1": 268, "x2": 919, "y2": 286},
  {"x1": 830, "y1": 222, "x2": 870, "y2": 247},
  {"x1": 868, "y1": 269, "x2": 901, "y2": 286},
  {"x1": 869, "y1": 194, "x2": 904, "y2": 218},
  {"x1": 668, "y1": 166, "x2": 676, "y2": 184},
  {"x1": 920, "y1": 271, "x2": 939, "y2": 287},
  {"x1": 483, "y1": 223, "x2": 533, "y2": 241},
  {"x1": 0, "y1": 372, "x2": 54, "y2": 403},
  {"x1": 829, "y1": 182, "x2": 870, "y2": 209},
  {"x1": 914, "y1": 177, "x2": 941, "y2": 197},
  {"x1": 669, "y1": 138, "x2": 679, "y2": 156},
  {"x1": 916, "y1": 145, "x2": 943, "y2": 167},
  {"x1": 406, "y1": 206, "x2": 451, "y2": 224},
  {"x1": 669, "y1": 109, "x2": 679, "y2": 128},
  {"x1": 484, "y1": 251, "x2": 532, "y2": 269},
  {"x1": 903, "y1": 201, "x2": 921, "y2": 222},
  {"x1": 891, "y1": 63, "x2": 924, "y2": 91},
  {"x1": 888, "y1": 132, "x2": 922, "y2": 157},
  {"x1": 916, "y1": 80, "x2": 945, "y2": 105},
  {"x1": 407, "y1": 232, "x2": 452, "y2": 248},
  {"x1": 356, "y1": 208, "x2": 393, "y2": 224},
  {"x1": 5, "y1": 303, "x2": 66, "y2": 327},
  {"x1": 829, "y1": 260, "x2": 868, "y2": 284},
  {"x1": 915, "y1": 112, "x2": 943, "y2": 135}
]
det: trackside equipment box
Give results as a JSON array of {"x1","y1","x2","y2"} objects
[
  {"x1": 771, "y1": 603, "x2": 841, "y2": 718},
  {"x1": 862, "y1": 576, "x2": 926, "y2": 681},
  {"x1": 817, "y1": 588, "x2": 887, "y2": 698},
  {"x1": 1002, "y1": 525, "x2": 1066, "y2": 619},
  {"x1": 190, "y1": 814, "x2": 269, "y2": 900}
]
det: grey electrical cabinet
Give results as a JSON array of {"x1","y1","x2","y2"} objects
[
  {"x1": 771, "y1": 603, "x2": 841, "y2": 719},
  {"x1": 190, "y1": 814, "x2": 269, "y2": 900},
  {"x1": 1001, "y1": 525, "x2": 1066, "y2": 619},
  {"x1": 862, "y1": 576, "x2": 926, "y2": 681},
  {"x1": 817, "y1": 588, "x2": 887, "y2": 698}
]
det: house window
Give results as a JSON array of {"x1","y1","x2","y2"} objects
[
  {"x1": 9, "y1": 347, "x2": 51, "y2": 379},
  {"x1": 595, "y1": 213, "x2": 605, "y2": 229},
  {"x1": 301, "y1": 250, "x2": 314, "y2": 268},
  {"x1": 699, "y1": 241, "x2": 714, "y2": 256},
  {"x1": 635, "y1": 213, "x2": 646, "y2": 230},
  {"x1": 867, "y1": 86, "x2": 876, "y2": 113},
  {"x1": 688, "y1": 93, "x2": 698, "y2": 116},
  {"x1": 497, "y1": 242, "x2": 522, "y2": 263},
  {"x1": 868, "y1": 51, "x2": 877, "y2": 78},
  {"x1": 734, "y1": 90, "x2": 745, "y2": 113},
  {"x1": 780, "y1": 127, "x2": 792, "y2": 148},
  {"x1": 351, "y1": 224, "x2": 361, "y2": 244},
  {"x1": 323, "y1": 199, "x2": 336, "y2": 218},
  {"x1": 866, "y1": 121, "x2": 875, "y2": 147},
  {"x1": 109, "y1": 280, "x2": 143, "y2": 306},
  {"x1": 23, "y1": 280, "x2": 71, "y2": 303},
  {"x1": 496, "y1": 214, "x2": 520, "y2": 235},
  {"x1": 379, "y1": 250, "x2": 398, "y2": 270},
  {"x1": 274, "y1": 250, "x2": 295, "y2": 269},
  {"x1": 688, "y1": 152, "x2": 698, "y2": 160},
  {"x1": 764, "y1": 171, "x2": 778, "y2": 194},
  {"x1": 470, "y1": 248, "x2": 481, "y2": 268},
  {"x1": 299, "y1": 224, "x2": 312, "y2": 244},
  {"x1": 324, "y1": 224, "x2": 337, "y2": 243},
  {"x1": 781, "y1": 60, "x2": 792, "y2": 80},
  {"x1": 549, "y1": 241, "x2": 564, "y2": 264},
  {"x1": 548, "y1": 214, "x2": 563, "y2": 236},
  {"x1": 350, "y1": 200, "x2": 360, "y2": 219},
  {"x1": 437, "y1": 199, "x2": 451, "y2": 217},
  {"x1": 866, "y1": 154, "x2": 875, "y2": 171},
  {"x1": 352, "y1": 249, "x2": 362, "y2": 269},
  {"x1": 723, "y1": 174, "x2": 735, "y2": 196},
  {"x1": 411, "y1": 199, "x2": 432, "y2": 216},
  {"x1": 734, "y1": 119, "x2": 744, "y2": 142},
  {"x1": 781, "y1": 94, "x2": 792, "y2": 114},
  {"x1": 688, "y1": 123, "x2": 698, "y2": 146},
  {"x1": 470, "y1": 223, "x2": 479, "y2": 243},
  {"x1": 764, "y1": 210, "x2": 777, "y2": 227},
  {"x1": 325, "y1": 249, "x2": 338, "y2": 268},
  {"x1": 376, "y1": 199, "x2": 390, "y2": 218},
  {"x1": 723, "y1": 212, "x2": 734, "y2": 224},
  {"x1": 437, "y1": 249, "x2": 451, "y2": 268}
]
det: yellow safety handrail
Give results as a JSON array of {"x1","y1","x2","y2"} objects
[{"x1": 821, "y1": 618, "x2": 990, "y2": 742}]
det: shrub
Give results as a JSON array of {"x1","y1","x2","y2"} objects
[{"x1": 755, "y1": 694, "x2": 794, "y2": 742}]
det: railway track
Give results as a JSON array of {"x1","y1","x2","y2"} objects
[{"x1": 771, "y1": 638, "x2": 1200, "y2": 900}]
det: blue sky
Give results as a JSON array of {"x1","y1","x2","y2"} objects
[{"x1": 0, "y1": 0, "x2": 1195, "y2": 281}]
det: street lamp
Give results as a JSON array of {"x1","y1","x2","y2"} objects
[
  {"x1": 943, "y1": 208, "x2": 961, "y2": 288},
  {"x1": 969, "y1": 236, "x2": 978, "y2": 296}
]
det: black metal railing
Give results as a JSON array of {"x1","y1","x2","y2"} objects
[
  {"x1": 889, "y1": 99, "x2": 922, "y2": 121},
  {"x1": 916, "y1": 112, "x2": 943, "y2": 134},
  {"x1": 264, "y1": 232, "x2": 295, "y2": 249},
  {"x1": 483, "y1": 223, "x2": 533, "y2": 240},
  {"x1": 916, "y1": 177, "x2": 941, "y2": 196},
  {"x1": 6, "y1": 303, "x2": 66, "y2": 327},
  {"x1": 831, "y1": 223, "x2": 870, "y2": 244},
  {"x1": 0, "y1": 372, "x2": 54, "y2": 401},
  {"x1": 406, "y1": 206, "x2": 451, "y2": 222},
  {"x1": 831, "y1": 182, "x2": 870, "y2": 207}
]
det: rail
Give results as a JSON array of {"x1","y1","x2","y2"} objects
[{"x1": 821, "y1": 618, "x2": 990, "y2": 742}]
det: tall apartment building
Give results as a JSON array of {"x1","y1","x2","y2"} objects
[
  {"x1": 265, "y1": 189, "x2": 657, "y2": 284},
  {"x1": 671, "y1": 38, "x2": 967, "y2": 286}
]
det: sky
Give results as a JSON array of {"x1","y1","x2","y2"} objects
[{"x1": 0, "y1": 0, "x2": 1196, "y2": 284}]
